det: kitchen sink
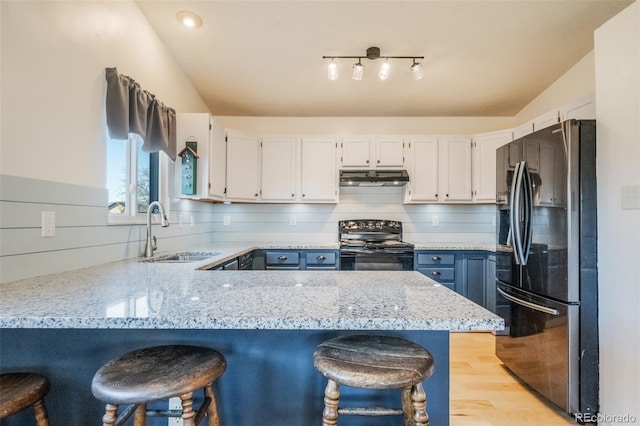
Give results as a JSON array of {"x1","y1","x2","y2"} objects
[{"x1": 143, "y1": 252, "x2": 221, "y2": 263}]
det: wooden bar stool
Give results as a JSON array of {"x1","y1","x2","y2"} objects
[
  {"x1": 91, "y1": 345, "x2": 226, "y2": 426},
  {"x1": 313, "y1": 335, "x2": 435, "y2": 426},
  {"x1": 0, "y1": 372, "x2": 51, "y2": 425}
]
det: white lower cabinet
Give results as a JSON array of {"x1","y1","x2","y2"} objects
[
  {"x1": 226, "y1": 130, "x2": 260, "y2": 201},
  {"x1": 301, "y1": 137, "x2": 338, "y2": 202}
]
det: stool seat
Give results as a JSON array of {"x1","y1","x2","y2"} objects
[
  {"x1": 0, "y1": 372, "x2": 50, "y2": 421},
  {"x1": 313, "y1": 335, "x2": 435, "y2": 426},
  {"x1": 92, "y1": 345, "x2": 226, "y2": 405},
  {"x1": 313, "y1": 334, "x2": 434, "y2": 389}
]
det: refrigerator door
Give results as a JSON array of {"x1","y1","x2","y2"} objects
[{"x1": 495, "y1": 283, "x2": 579, "y2": 413}]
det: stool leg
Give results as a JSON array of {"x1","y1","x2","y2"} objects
[
  {"x1": 180, "y1": 392, "x2": 196, "y2": 426},
  {"x1": 402, "y1": 387, "x2": 414, "y2": 425},
  {"x1": 204, "y1": 385, "x2": 221, "y2": 426},
  {"x1": 410, "y1": 383, "x2": 429, "y2": 426},
  {"x1": 33, "y1": 399, "x2": 50, "y2": 426},
  {"x1": 322, "y1": 379, "x2": 340, "y2": 426},
  {"x1": 101, "y1": 404, "x2": 119, "y2": 426},
  {"x1": 133, "y1": 404, "x2": 146, "y2": 426}
]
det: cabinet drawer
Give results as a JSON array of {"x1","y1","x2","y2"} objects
[
  {"x1": 266, "y1": 251, "x2": 300, "y2": 265},
  {"x1": 416, "y1": 253, "x2": 455, "y2": 266},
  {"x1": 418, "y1": 267, "x2": 455, "y2": 282},
  {"x1": 305, "y1": 252, "x2": 337, "y2": 266}
]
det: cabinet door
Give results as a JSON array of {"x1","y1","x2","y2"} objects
[
  {"x1": 463, "y1": 253, "x2": 487, "y2": 306},
  {"x1": 301, "y1": 137, "x2": 338, "y2": 202},
  {"x1": 439, "y1": 137, "x2": 472, "y2": 201},
  {"x1": 260, "y1": 137, "x2": 297, "y2": 201},
  {"x1": 208, "y1": 117, "x2": 227, "y2": 199},
  {"x1": 407, "y1": 137, "x2": 438, "y2": 202},
  {"x1": 472, "y1": 130, "x2": 513, "y2": 202},
  {"x1": 374, "y1": 137, "x2": 404, "y2": 167},
  {"x1": 341, "y1": 137, "x2": 371, "y2": 167},
  {"x1": 561, "y1": 93, "x2": 595, "y2": 120},
  {"x1": 533, "y1": 109, "x2": 560, "y2": 131},
  {"x1": 485, "y1": 254, "x2": 497, "y2": 313},
  {"x1": 514, "y1": 121, "x2": 534, "y2": 139},
  {"x1": 538, "y1": 140, "x2": 556, "y2": 206},
  {"x1": 226, "y1": 130, "x2": 259, "y2": 201},
  {"x1": 176, "y1": 113, "x2": 215, "y2": 199}
]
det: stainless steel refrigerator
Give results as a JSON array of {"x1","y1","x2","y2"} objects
[{"x1": 495, "y1": 119, "x2": 598, "y2": 417}]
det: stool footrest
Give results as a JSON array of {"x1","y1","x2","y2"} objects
[{"x1": 338, "y1": 407, "x2": 404, "y2": 416}]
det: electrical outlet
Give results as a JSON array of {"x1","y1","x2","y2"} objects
[
  {"x1": 290, "y1": 215, "x2": 297, "y2": 226},
  {"x1": 223, "y1": 215, "x2": 230, "y2": 226},
  {"x1": 41, "y1": 211, "x2": 56, "y2": 237},
  {"x1": 431, "y1": 215, "x2": 440, "y2": 227}
]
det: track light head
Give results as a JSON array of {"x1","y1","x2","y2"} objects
[{"x1": 322, "y1": 47, "x2": 424, "y2": 81}]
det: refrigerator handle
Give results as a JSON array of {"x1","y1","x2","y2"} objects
[
  {"x1": 510, "y1": 161, "x2": 525, "y2": 265},
  {"x1": 521, "y1": 161, "x2": 533, "y2": 265},
  {"x1": 497, "y1": 287, "x2": 560, "y2": 316}
]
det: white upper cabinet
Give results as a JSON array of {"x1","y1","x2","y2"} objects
[
  {"x1": 208, "y1": 118, "x2": 227, "y2": 199},
  {"x1": 260, "y1": 136, "x2": 298, "y2": 202},
  {"x1": 341, "y1": 137, "x2": 371, "y2": 167},
  {"x1": 405, "y1": 137, "x2": 438, "y2": 202},
  {"x1": 301, "y1": 137, "x2": 338, "y2": 202},
  {"x1": 175, "y1": 113, "x2": 226, "y2": 200},
  {"x1": 513, "y1": 121, "x2": 534, "y2": 139},
  {"x1": 341, "y1": 136, "x2": 405, "y2": 168},
  {"x1": 533, "y1": 109, "x2": 560, "y2": 131},
  {"x1": 560, "y1": 92, "x2": 595, "y2": 121},
  {"x1": 374, "y1": 137, "x2": 405, "y2": 167},
  {"x1": 439, "y1": 136, "x2": 473, "y2": 202},
  {"x1": 472, "y1": 129, "x2": 513, "y2": 202},
  {"x1": 226, "y1": 130, "x2": 260, "y2": 201}
]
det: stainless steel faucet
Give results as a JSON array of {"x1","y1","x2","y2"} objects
[{"x1": 145, "y1": 201, "x2": 170, "y2": 257}]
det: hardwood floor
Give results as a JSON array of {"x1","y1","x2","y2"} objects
[{"x1": 449, "y1": 332, "x2": 577, "y2": 426}]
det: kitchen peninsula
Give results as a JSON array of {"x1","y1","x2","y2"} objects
[{"x1": 0, "y1": 245, "x2": 503, "y2": 426}]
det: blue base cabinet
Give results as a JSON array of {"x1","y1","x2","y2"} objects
[{"x1": 415, "y1": 250, "x2": 496, "y2": 313}]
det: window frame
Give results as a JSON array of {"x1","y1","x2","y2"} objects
[{"x1": 107, "y1": 133, "x2": 165, "y2": 224}]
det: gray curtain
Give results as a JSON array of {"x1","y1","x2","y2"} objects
[{"x1": 105, "y1": 67, "x2": 176, "y2": 161}]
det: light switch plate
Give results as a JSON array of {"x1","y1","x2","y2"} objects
[{"x1": 621, "y1": 184, "x2": 640, "y2": 210}]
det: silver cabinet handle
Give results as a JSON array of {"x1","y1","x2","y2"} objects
[
  {"x1": 278, "y1": 256, "x2": 288, "y2": 261},
  {"x1": 432, "y1": 256, "x2": 441, "y2": 261},
  {"x1": 316, "y1": 255, "x2": 326, "y2": 260},
  {"x1": 431, "y1": 271, "x2": 441, "y2": 276},
  {"x1": 497, "y1": 287, "x2": 559, "y2": 316}
]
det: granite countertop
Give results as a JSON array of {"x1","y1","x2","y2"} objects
[{"x1": 0, "y1": 243, "x2": 503, "y2": 332}]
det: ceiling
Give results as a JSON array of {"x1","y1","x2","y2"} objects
[{"x1": 136, "y1": 0, "x2": 632, "y2": 117}]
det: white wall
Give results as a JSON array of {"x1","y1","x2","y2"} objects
[
  {"x1": 0, "y1": 1, "x2": 216, "y2": 283},
  {"x1": 594, "y1": 2, "x2": 640, "y2": 424},
  {"x1": 514, "y1": 50, "x2": 595, "y2": 125},
  {"x1": 0, "y1": 0, "x2": 208, "y2": 187},
  {"x1": 216, "y1": 116, "x2": 513, "y2": 136}
]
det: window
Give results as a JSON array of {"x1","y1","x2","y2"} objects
[{"x1": 107, "y1": 134, "x2": 159, "y2": 218}]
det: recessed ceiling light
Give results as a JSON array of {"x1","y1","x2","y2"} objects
[{"x1": 176, "y1": 11, "x2": 203, "y2": 29}]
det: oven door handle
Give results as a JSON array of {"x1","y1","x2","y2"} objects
[{"x1": 497, "y1": 287, "x2": 559, "y2": 316}]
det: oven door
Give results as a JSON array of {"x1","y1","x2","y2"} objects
[{"x1": 340, "y1": 251, "x2": 414, "y2": 271}]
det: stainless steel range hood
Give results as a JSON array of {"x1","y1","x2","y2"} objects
[{"x1": 339, "y1": 169, "x2": 409, "y2": 187}]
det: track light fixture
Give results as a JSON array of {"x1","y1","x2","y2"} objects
[{"x1": 323, "y1": 47, "x2": 424, "y2": 81}]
